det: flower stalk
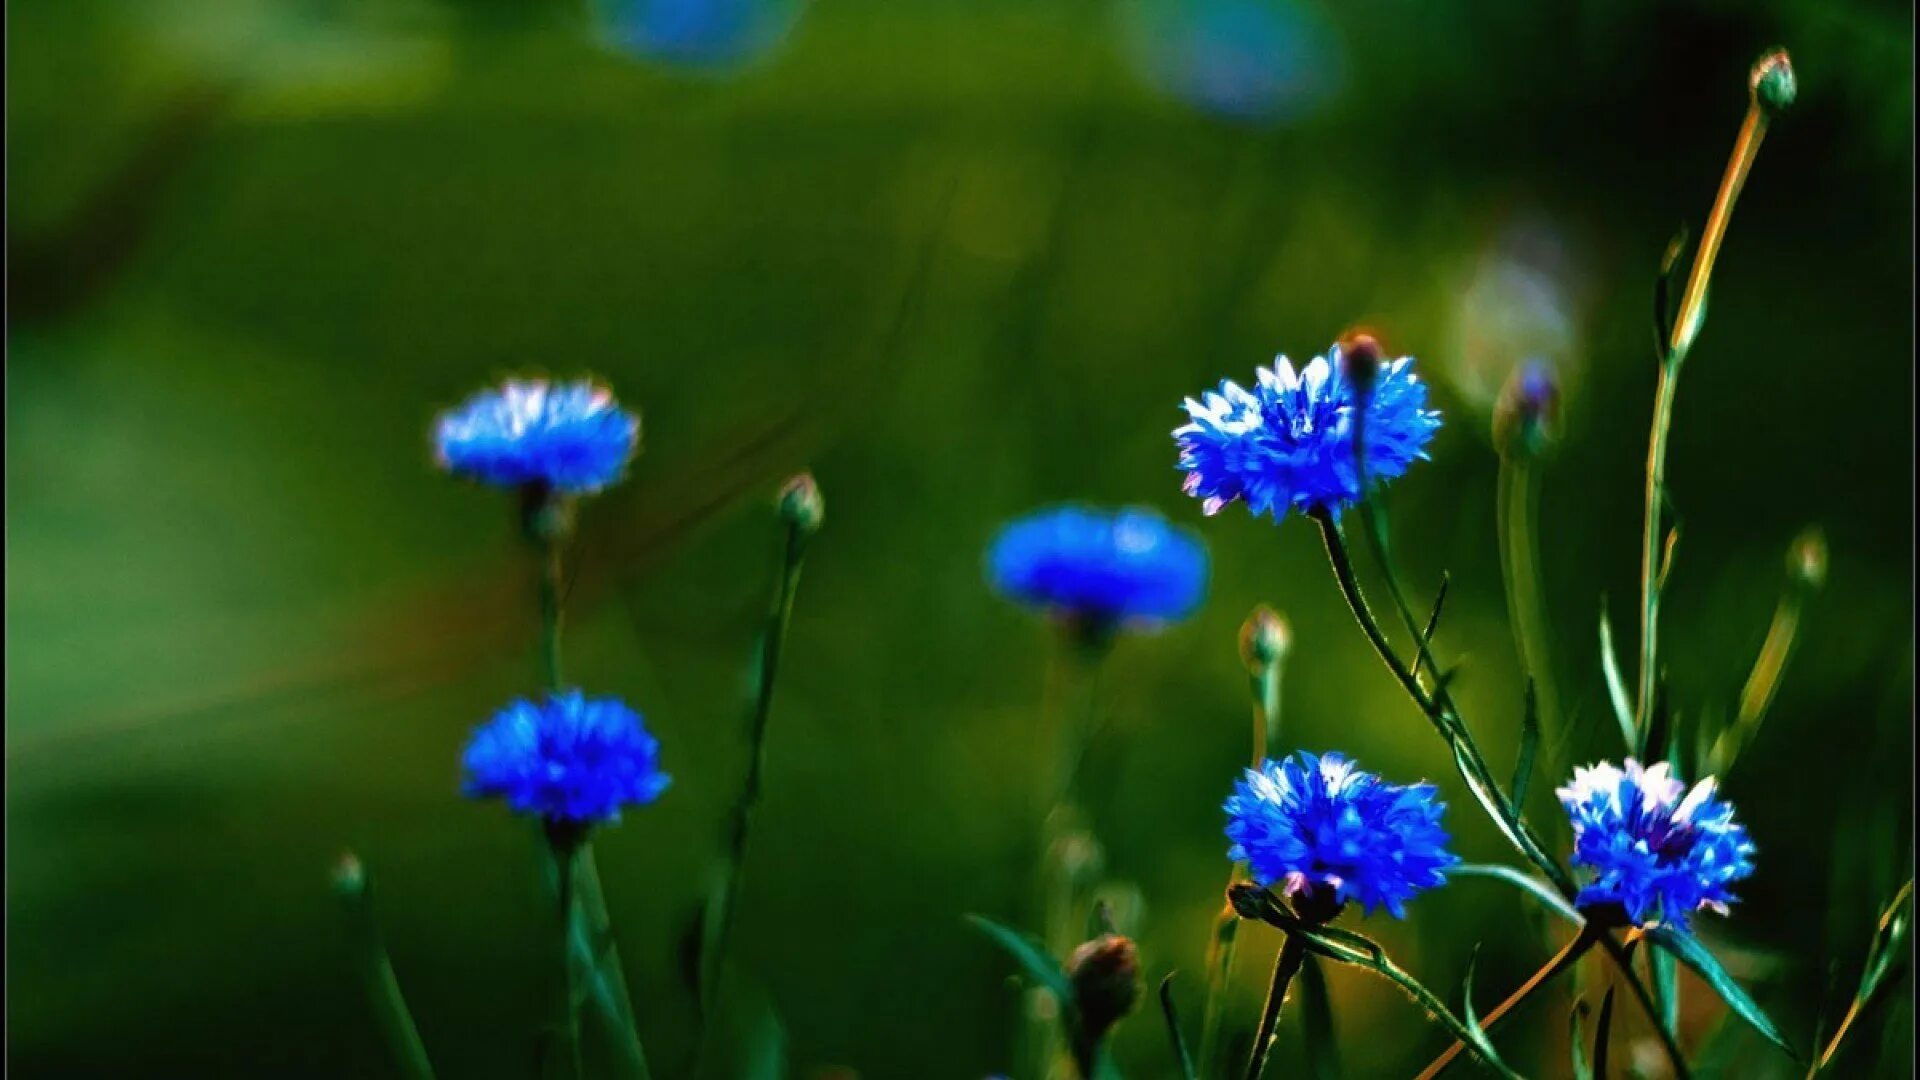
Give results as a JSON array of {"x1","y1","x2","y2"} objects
[
  {"x1": 699, "y1": 475, "x2": 821, "y2": 1049},
  {"x1": 1413, "y1": 927, "x2": 1599, "y2": 1080},
  {"x1": 333, "y1": 854, "x2": 436, "y2": 1080}
]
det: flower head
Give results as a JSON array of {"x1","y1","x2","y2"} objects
[
  {"x1": 1557, "y1": 759, "x2": 1755, "y2": 928},
  {"x1": 1225, "y1": 751, "x2": 1458, "y2": 918},
  {"x1": 435, "y1": 379, "x2": 639, "y2": 495},
  {"x1": 1174, "y1": 343, "x2": 1441, "y2": 522},
  {"x1": 462, "y1": 690, "x2": 671, "y2": 826},
  {"x1": 986, "y1": 505, "x2": 1208, "y2": 630}
]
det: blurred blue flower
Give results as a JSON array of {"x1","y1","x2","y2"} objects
[
  {"x1": 463, "y1": 690, "x2": 671, "y2": 826},
  {"x1": 1225, "y1": 751, "x2": 1457, "y2": 918},
  {"x1": 1174, "y1": 343, "x2": 1441, "y2": 522},
  {"x1": 986, "y1": 505, "x2": 1208, "y2": 630},
  {"x1": 1122, "y1": 0, "x2": 1342, "y2": 125},
  {"x1": 434, "y1": 379, "x2": 639, "y2": 495},
  {"x1": 595, "y1": 0, "x2": 799, "y2": 71},
  {"x1": 1558, "y1": 760, "x2": 1756, "y2": 929}
]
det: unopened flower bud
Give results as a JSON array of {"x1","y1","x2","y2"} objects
[
  {"x1": 778, "y1": 472, "x2": 824, "y2": 536},
  {"x1": 1493, "y1": 359, "x2": 1561, "y2": 455},
  {"x1": 1239, "y1": 605, "x2": 1291, "y2": 670},
  {"x1": 1750, "y1": 49, "x2": 1795, "y2": 116},
  {"x1": 1787, "y1": 526, "x2": 1827, "y2": 591},
  {"x1": 1338, "y1": 332, "x2": 1385, "y2": 400},
  {"x1": 1066, "y1": 934, "x2": 1142, "y2": 1041},
  {"x1": 331, "y1": 852, "x2": 367, "y2": 898}
]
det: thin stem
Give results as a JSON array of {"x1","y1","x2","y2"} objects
[
  {"x1": 1497, "y1": 451, "x2": 1561, "y2": 750},
  {"x1": 1244, "y1": 933, "x2": 1309, "y2": 1080},
  {"x1": 700, "y1": 522, "x2": 810, "y2": 1037},
  {"x1": 1413, "y1": 928, "x2": 1598, "y2": 1080},
  {"x1": 1595, "y1": 931, "x2": 1692, "y2": 1080},
  {"x1": 552, "y1": 839, "x2": 584, "y2": 1080},
  {"x1": 532, "y1": 508, "x2": 651, "y2": 1078},
  {"x1": 1312, "y1": 511, "x2": 1566, "y2": 890},
  {"x1": 1639, "y1": 98, "x2": 1773, "y2": 747},
  {"x1": 337, "y1": 863, "x2": 436, "y2": 1080},
  {"x1": 1201, "y1": 644, "x2": 1287, "y2": 1075}
]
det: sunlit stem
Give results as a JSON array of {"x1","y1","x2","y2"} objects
[
  {"x1": 1496, "y1": 449, "x2": 1561, "y2": 752},
  {"x1": 1413, "y1": 928, "x2": 1598, "y2": 1080},
  {"x1": 1243, "y1": 933, "x2": 1309, "y2": 1080},
  {"x1": 1809, "y1": 880, "x2": 1914, "y2": 1077},
  {"x1": 1200, "y1": 634, "x2": 1289, "y2": 1076},
  {"x1": 1638, "y1": 94, "x2": 1775, "y2": 749}
]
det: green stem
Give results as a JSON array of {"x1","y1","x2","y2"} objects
[
  {"x1": 551, "y1": 837, "x2": 584, "y2": 1080},
  {"x1": 1595, "y1": 932, "x2": 1692, "y2": 1080},
  {"x1": 699, "y1": 520, "x2": 810, "y2": 1055},
  {"x1": 532, "y1": 508, "x2": 651, "y2": 1078},
  {"x1": 337, "y1": 863, "x2": 436, "y2": 1080},
  {"x1": 1200, "y1": 637, "x2": 1287, "y2": 1076},
  {"x1": 1633, "y1": 356, "x2": 1681, "y2": 755},
  {"x1": 1243, "y1": 933, "x2": 1309, "y2": 1080},
  {"x1": 1311, "y1": 511, "x2": 1566, "y2": 892},
  {"x1": 1029, "y1": 635, "x2": 1111, "y2": 1080},
  {"x1": 1497, "y1": 450, "x2": 1561, "y2": 751}
]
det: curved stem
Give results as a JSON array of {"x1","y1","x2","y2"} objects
[
  {"x1": 1244, "y1": 933, "x2": 1309, "y2": 1080},
  {"x1": 1596, "y1": 931, "x2": 1692, "y2": 1080},
  {"x1": 1413, "y1": 928, "x2": 1597, "y2": 1080}
]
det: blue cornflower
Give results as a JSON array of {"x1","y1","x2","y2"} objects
[
  {"x1": 1174, "y1": 343, "x2": 1442, "y2": 522},
  {"x1": 1558, "y1": 760, "x2": 1755, "y2": 929},
  {"x1": 462, "y1": 690, "x2": 671, "y2": 826},
  {"x1": 435, "y1": 379, "x2": 639, "y2": 495},
  {"x1": 986, "y1": 505, "x2": 1209, "y2": 630},
  {"x1": 595, "y1": 0, "x2": 799, "y2": 70},
  {"x1": 1225, "y1": 751, "x2": 1458, "y2": 918}
]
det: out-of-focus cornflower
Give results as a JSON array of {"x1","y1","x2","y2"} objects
[
  {"x1": 1557, "y1": 759, "x2": 1756, "y2": 929},
  {"x1": 1174, "y1": 342, "x2": 1441, "y2": 522},
  {"x1": 1224, "y1": 751, "x2": 1458, "y2": 919},
  {"x1": 594, "y1": 0, "x2": 799, "y2": 71},
  {"x1": 463, "y1": 690, "x2": 671, "y2": 828},
  {"x1": 986, "y1": 505, "x2": 1209, "y2": 633},
  {"x1": 434, "y1": 378, "x2": 639, "y2": 496},
  {"x1": 1492, "y1": 358, "x2": 1560, "y2": 455},
  {"x1": 1121, "y1": 0, "x2": 1342, "y2": 125}
]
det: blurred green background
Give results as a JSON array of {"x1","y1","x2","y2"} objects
[{"x1": 6, "y1": 0, "x2": 1913, "y2": 1076}]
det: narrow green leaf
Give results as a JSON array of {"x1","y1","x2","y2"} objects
[
  {"x1": 1158, "y1": 974, "x2": 1198, "y2": 1080},
  {"x1": 1597, "y1": 600, "x2": 1637, "y2": 750},
  {"x1": 1411, "y1": 572, "x2": 1451, "y2": 681},
  {"x1": 1450, "y1": 864, "x2": 1583, "y2": 927},
  {"x1": 965, "y1": 914, "x2": 1073, "y2": 1003},
  {"x1": 1568, "y1": 999, "x2": 1593, "y2": 1080},
  {"x1": 1450, "y1": 740, "x2": 1534, "y2": 869},
  {"x1": 1593, "y1": 985, "x2": 1619, "y2": 1079},
  {"x1": 1512, "y1": 679, "x2": 1540, "y2": 808},
  {"x1": 1462, "y1": 945, "x2": 1488, "y2": 1040},
  {"x1": 1647, "y1": 925, "x2": 1798, "y2": 1059}
]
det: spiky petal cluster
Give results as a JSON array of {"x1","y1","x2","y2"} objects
[
  {"x1": 1174, "y1": 343, "x2": 1441, "y2": 522},
  {"x1": 1557, "y1": 759, "x2": 1755, "y2": 929},
  {"x1": 986, "y1": 505, "x2": 1209, "y2": 628},
  {"x1": 462, "y1": 691, "x2": 671, "y2": 826},
  {"x1": 435, "y1": 379, "x2": 639, "y2": 495},
  {"x1": 1224, "y1": 751, "x2": 1458, "y2": 918}
]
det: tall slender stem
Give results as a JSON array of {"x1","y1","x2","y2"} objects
[
  {"x1": 1243, "y1": 934, "x2": 1308, "y2": 1080},
  {"x1": 1201, "y1": 615, "x2": 1288, "y2": 1077},
  {"x1": 530, "y1": 501, "x2": 651, "y2": 1078},
  {"x1": 1638, "y1": 93, "x2": 1774, "y2": 747},
  {"x1": 553, "y1": 839, "x2": 584, "y2": 1080},
  {"x1": 1497, "y1": 451, "x2": 1560, "y2": 750},
  {"x1": 1413, "y1": 928, "x2": 1597, "y2": 1080}
]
